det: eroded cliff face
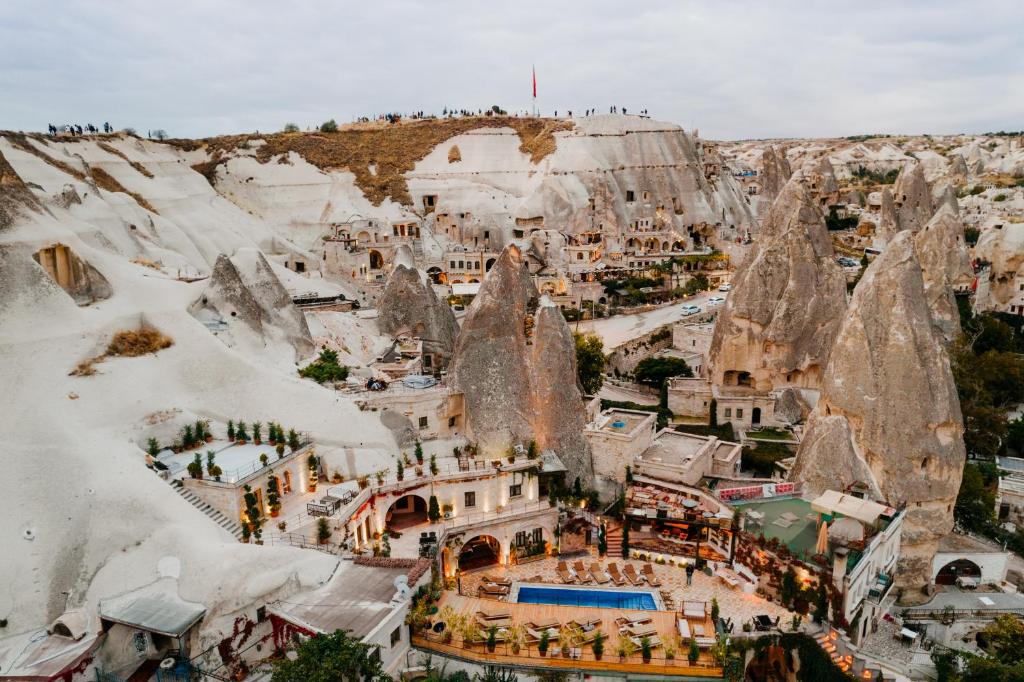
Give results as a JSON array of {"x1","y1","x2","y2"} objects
[
  {"x1": 450, "y1": 244, "x2": 593, "y2": 484},
  {"x1": 709, "y1": 176, "x2": 847, "y2": 392},
  {"x1": 913, "y1": 205, "x2": 972, "y2": 345},
  {"x1": 377, "y1": 245, "x2": 460, "y2": 366},
  {"x1": 791, "y1": 232, "x2": 966, "y2": 596},
  {"x1": 190, "y1": 249, "x2": 314, "y2": 362}
]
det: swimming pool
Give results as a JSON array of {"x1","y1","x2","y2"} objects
[{"x1": 514, "y1": 584, "x2": 658, "y2": 610}]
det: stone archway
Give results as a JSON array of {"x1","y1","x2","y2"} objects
[
  {"x1": 458, "y1": 534, "x2": 502, "y2": 572},
  {"x1": 385, "y1": 494, "x2": 429, "y2": 531},
  {"x1": 936, "y1": 558, "x2": 981, "y2": 585},
  {"x1": 368, "y1": 250, "x2": 384, "y2": 270},
  {"x1": 485, "y1": 258, "x2": 496, "y2": 272}
]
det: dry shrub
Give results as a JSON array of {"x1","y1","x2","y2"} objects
[
  {"x1": 106, "y1": 328, "x2": 174, "y2": 357},
  {"x1": 89, "y1": 166, "x2": 160, "y2": 214},
  {"x1": 69, "y1": 357, "x2": 103, "y2": 376},
  {"x1": 447, "y1": 145, "x2": 462, "y2": 163},
  {"x1": 97, "y1": 142, "x2": 154, "y2": 178},
  {"x1": 170, "y1": 116, "x2": 573, "y2": 206},
  {"x1": 130, "y1": 258, "x2": 162, "y2": 270}
]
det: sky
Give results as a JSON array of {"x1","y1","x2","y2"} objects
[{"x1": 2, "y1": 0, "x2": 1022, "y2": 140}]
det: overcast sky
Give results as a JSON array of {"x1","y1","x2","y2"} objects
[{"x1": 2, "y1": 0, "x2": 1022, "y2": 140}]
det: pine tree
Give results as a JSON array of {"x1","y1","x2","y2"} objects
[
  {"x1": 428, "y1": 495, "x2": 441, "y2": 522},
  {"x1": 146, "y1": 437, "x2": 160, "y2": 457},
  {"x1": 621, "y1": 522, "x2": 630, "y2": 559},
  {"x1": 414, "y1": 440, "x2": 424, "y2": 464},
  {"x1": 227, "y1": 420, "x2": 235, "y2": 441}
]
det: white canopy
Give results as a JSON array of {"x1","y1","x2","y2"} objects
[{"x1": 810, "y1": 490, "x2": 893, "y2": 525}]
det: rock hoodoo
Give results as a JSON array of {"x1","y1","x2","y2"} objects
[
  {"x1": 709, "y1": 176, "x2": 847, "y2": 392},
  {"x1": 449, "y1": 244, "x2": 593, "y2": 484},
  {"x1": 190, "y1": 249, "x2": 314, "y2": 360},
  {"x1": 378, "y1": 245, "x2": 460, "y2": 369},
  {"x1": 913, "y1": 205, "x2": 972, "y2": 344},
  {"x1": 760, "y1": 145, "x2": 792, "y2": 203},
  {"x1": 790, "y1": 232, "x2": 966, "y2": 595}
]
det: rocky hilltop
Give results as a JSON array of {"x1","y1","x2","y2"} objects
[
  {"x1": 709, "y1": 175, "x2": 847, "y2": 391},
  {"x1": 791, "y1": 232, "x2": 966, "y2": 596},
  {"x1": 450, "y1": 244, "x2": 593, "y2": 484},
  {"x1": 377, "y1": 245, "x2": 460, "y2": 366}
]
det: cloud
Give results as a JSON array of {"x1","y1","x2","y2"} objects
[{"x1": 0, "y1": 0, "x2": 1021, "y2": 138}]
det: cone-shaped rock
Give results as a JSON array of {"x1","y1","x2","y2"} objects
[
  {"x1": 913, "y1": 205, "x2": 972, "y2": 344},
  {"x1": 876, "y1": 188, "x2": 899, "y2": 246},
  {"x1": 761, "y1": 145, "x2": 792, "y2": 202},
  {"x1": 450, "y1": 245, "x2": 594, "y2": 483},
  {"x1": 378, "y1": 245, "x2": 459, "y2": 367},
  {"x1": 709, "y1": 176, "x2": 847, "y2": 391},
  {"x1": 790, "y1": 232, "x2": 965, "y2": 596},
  {"x1": 893, "y1": 162, "x2": 934, "y2": 234}
]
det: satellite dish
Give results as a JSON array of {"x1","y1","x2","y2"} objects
[{"x1": 160, "y1": 658, "x2": 176, "y2": 670}]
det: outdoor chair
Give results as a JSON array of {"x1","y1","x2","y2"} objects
[
  {"x1": 642, "y1": 563, "x2": 662, "y2": 587},
  {"x1": 606, "y1": 563, "x2": 627, "y2": 586},
  {"x1": 589, "y1": 562, "x2": 610, "y2": 584},
  {"x1": 573, "y1": 560, "x2": 593, "y2": 583},
  {"x1": 623, "y1": 564, "x2": 645, "y2": 585}
]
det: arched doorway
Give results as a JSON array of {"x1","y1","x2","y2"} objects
[
  {"x1": 752, "y1": 407, "x2": 762, "y2": 425},
  {"x1": 485, "y1": 258, "x2": 496, "y2": 272},
  {"x1": 386, "y1": 494, "x2": 428, "y2": 531},
  {"x1": 936, "y1": 558, "x2": 981, "y2": 585},
  {"x1": 368, "y1": 250, "x2": 384, "y2": 270},
  {"x1": 459, "y1": 534, "x2": 501, "y2": 571}
]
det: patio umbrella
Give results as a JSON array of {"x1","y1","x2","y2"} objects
[{"x1": 815, "y1": 520, "x2": 829, "y2": 555}]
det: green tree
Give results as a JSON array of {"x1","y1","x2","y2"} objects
[
  {"x1": 781, "y1": 568, "x2": 798, "y2": 608},
  {"x1": 955, "y1": 463, "x2": 997, "y2": 533},
  {"x1": 633, "y1": 356, "x2": 692, "y2": 389},
  {"x1": 289, "y1": 428, "x2": 301, "y2": 452},
  {"x1": 282, "y1": 123, "x2": 300, "y2": 133},
  {"x1": 299, "y1": 348, "x2": 349, "y2": 384},
  {"x1": 428, "y1": 495, "x2": 441, "y2": 522},
  {"x1": 574, "y1": 333, "x2": 606, "y2": 395},
  {"x1": 227, "y1": 419, "x2": 235, "y2": 441},
  {"x1": 621, "y1": 522, "x2": 630, "y2": 559},
  {"x1": 317, "y1": 517, "x2": 332, "y2": 544},
  {"x1": 270, "y1": 629, "x2": 389, "y2": 682},
  {"x1": 683, "y1": 273, "x2": 710, "y2": 296},
  {"x1": 414, "y1": 440, "x2": 424, "y2": 464},
  {"x1": 236, "y1": 421, "x2": 248, "y2": 441},
  {"x1": 146, "y1": 437, "x2": 160, "y2": 457},
  {"x1": 429, "y1": 453, "x2": 439, "y2": 476},
  {"x1": 319, "y1": 119, "x2": 339, "y2": 133}
]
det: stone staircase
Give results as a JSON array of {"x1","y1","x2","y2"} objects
[
  {"x1": 605, "y1": 519, "x2": 623, "y2": 557},
  {"x1": 171, "y1": 480, "x2": 245, "y2": 541}
]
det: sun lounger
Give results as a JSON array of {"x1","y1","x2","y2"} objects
[
  {"x1": 606, "y1": 563, "x2": 627, "y2": 586},
  {"x1": 569, "y1": 618, "x2": 602, "y2": 632},
  {"x1": 527, "y1": 617, "x2": 560, "y2": 630},
  {"x1": 614, "y1": 615, "x2": 653, "y2": 627},
  {"x1": 590, "y1": 562, "x2": 610, "y2": 584},
  {"x1": 478, "y1": 583, "x2": 510, "y2": 596},
  {"x1": 525, "y1": 625, "x2": 559, "y2": 644},
  {"x1": 573, "y1": 560, "x2": 593, "y2": 583},
  {"x1": 641, "y1": 564, "x2": 662, "y2": 587},
  {"x1": 476, "y1": 610, "x2": 511, "y2": 622},
  {"x1": 623, "y1": 564, "x2": 645, "y2": 585},
  {"x1": 631, "y1": 634, "x2": 663, "y2": 649},
  {"x1": 481, "y1": 575, "x2": 512, "y2": 587},
  {"x1": 622, "y1": 623, "x2": 658, "y2": 638},
  {"x1": 677, "y1": 618, "x2": 691, "y2": 639},
  {"x1": 557, "y1": 561, "x2": 577, "y2": 584}
]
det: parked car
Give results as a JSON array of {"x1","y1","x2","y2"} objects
[
  {"x1": 719, "y1": 283, "x2": 732, "y2": 292},
  {"x1": 681, "y1": 305, "x2": 701, "y2": 315},
  {"x1": 707, "y1": 296, "x2": 725, "y2": 306}
]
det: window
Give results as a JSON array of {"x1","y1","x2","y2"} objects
[
  {"x1": 458, "y1": 260, "x2": 464, "y2": 269},
  {"x1": 509, "y1": 483, "x2": 523, "y2": 498},
  {"x1": 577, "y1": 252, "x2": 583, "y2": 260},
  {"x1": 736, "y1": 408, "x2": 743, "y2": 419},
  {"x1": 450, "y1": 261, "x2": 456, "y2": 269},
  {"x1": 256, "y1": 606, "x2": 267, "y2": 622},
  {"x1": 448, "y1": 416, "x2": 457, "y2": 427},
  {"x1": 465, "y1": 491, "x2": 476, "y2": 508},
  {"x1": 391, "y1": 626, "x2": 402, "y2": 647},
  {"x1": 484, "y1": 231, "x2": 490, "y2": 239},
  {"x1": 369, "y1": 648, "x2": 381, "y2": 665},
  {"x1": 724, "y1": 408, "x2": 732, "y2": 418},
  {"x1": 626, "y1": 190, "x2": 635, "y2": 202},
  {"x1": 418, "y1": 416, "x2": 428, "y2": 428}
]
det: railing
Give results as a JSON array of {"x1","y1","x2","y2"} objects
[
  {"x1": 902, "y1": 607, "x2": 1024, "y2": 621},
  {"x1": 440, "y1": 500, "x2": 555, "y2": 534},
  {"x1": 410, "y1": 634, "x2": 723, "y2": 677},
  {"x1": 373, "y1": 457, "x2": 540, "y2": 495},
  {"x1": 215, "y1": 441, "x2": 315, "y2": 484}
]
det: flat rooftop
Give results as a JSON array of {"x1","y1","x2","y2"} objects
[
  {"x1": 593, "y1": 409, "x2": 653, "y2": 436},
  {"x1": 638, "y1": 430, "x2": 709, "y2": 468}
]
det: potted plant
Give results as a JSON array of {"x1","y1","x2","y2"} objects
[
  {"x1": 592, "y1": 631, "x2": 605, "y2": 660},
  {"x1": 396, "y1": 460, "x2": 405, "y2": 481},
  {"x1": 236, "y1": 421, "x2": 248, "y2": 444},
  {"x1": 307, "y1": 454, "x2": 319, "y2": 492},
  {"x1": 538, "y1": 629, "x2": 550, "y2": 657},
  {"x1": 508, "y1": 624, "x2": 525, "y2": 655},
  {"x1": 358, "y1": 476, "x2": 370, "y2": 490},
  {"x1": 414, "y1": 440, "x2": 424, "y2": 465},
  {"x1": 276, "y1": 443, "x2": 285, "y2": 459},
  {"x1": 415, "y1": 466, "x2": 423, "y2": 477},
  {"x1": 201, "y1": 420, "x2": 213, "y2": 443},
  {"x1": 376, "y1": 470, "x2": 386, "y2": 486},
  {"x1": 277, "y1": 521, "x2": 287, "y2": 532},
  {"x1": 460, "y1": 621, "x2": 480, "y2": 649},
  {"x1": 182, "y1": 424, "x2": 194, "y2": 449},
  {"x1": 206, "y1": 451, "x2": 216, "y2": 477},
  {"x1": 665, "y1": 641, "x2": 676, "y2": 661},
  {"x1": 640, "y1": 635, "x2": 652, "y2": 663},
  {"x1": 486, "y1": 625, "x2": 498, "y2": 653},
  {"x1": 317, "y1": 517, "x2": 331, "y2": 544},
  {"x1": 429, "y1": 453, "x2": 439, "y2": 476},
  {"x1": 267, "y1": 423, "x2": 277, "y2": 446},
  {"x1": 187, "y1": 453, "x2": 203, "y2": 479},
  {"x1": 288, "y1": 428, "x2": 300, "y2": 453},
  {"x1": 617, "y1": 638, "x2": 636, "y2": 662},
  {"x1": 428, "y1": 495, "x2": 441, "y2": 523},
  {"x1": 227, "y1": 420, "x2": 236, "y2": 441},
  {"x1": 211, "y1": 465, "x2": 222, "y2": 482},
  {"x1": 688, "y1": 638, "x2": 699, "y2": 665},
  {"x1": 253, "y1": 421, "x2": 262, "y2": 445},
  {"x1": 260, "y1": 453, "x2": 269, "y2": 467},
  {"x1": 711, "y1": 597, "x2": 720, "y2": 625}
]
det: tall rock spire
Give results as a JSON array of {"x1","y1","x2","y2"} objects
[
  {"x1": 913, "y1": 205, "x2": 972, "y2": 345},
  {"x1": 790, "y1": 231, "x2": 966, "y2": 596},
  {"x1": 709, "y1": 175, "x2": 847, "y2": 392}
]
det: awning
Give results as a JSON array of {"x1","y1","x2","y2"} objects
[
  {"x1": 810, "y1": 490, "x2": 893, "y2": 525},
  {"x1": 100, "y1": 590, "x2": 206, "y2": 638}
]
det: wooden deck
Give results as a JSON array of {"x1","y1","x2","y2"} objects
[{"x1": 415, "y1": 592, "x2": 722, "y2": 677}]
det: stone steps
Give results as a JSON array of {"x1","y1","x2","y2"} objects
[{"x1": 172, "y1": 480, "x2": 245, "y2": 541}]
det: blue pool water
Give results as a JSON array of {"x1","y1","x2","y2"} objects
[{"x1": 515, "y1": 586, "x2": 657, "y2": 610}]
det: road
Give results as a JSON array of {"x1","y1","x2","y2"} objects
[{"x1": 573, "y1": 290, "x2": 725, "y2": 349}]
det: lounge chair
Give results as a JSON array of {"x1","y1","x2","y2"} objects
[
  {"x1": 568, "y1": 618, "x2": 602, "y2": 632},
  {"x1": 476, "y1": 610, "x2": 511, "y2": 622},
  {"x1": 589, "y1": 562, "x2": 610, "y2": 584},
  {"x1": 623, "y1": 564, "x2": 645, "y2": 586},
  {"x1": 622, "y1": 623, "x2": 658, "y2": 638},
  {"x1": 682, "y1": 601, "x2": 707, "y2": 620},
  {"x1": 573, "y1": 560, "x2": 593, "y2": 584},
  {"x1": 481, "y1": 575, "x2": 512, "y2": 587},
  {"x1": 527, "y1": 617, "x2": 560, "y2": 630},
  {"x1": 631, "y1": 634, "x2": 663, "y2": 649},
  {"x1": 606, "y1": 563, "x2": 627, "y2": 586},
  {"x1": 478, "y1": 583, "x2": 510, "y2": 596},
  {"x1": 641, "y1": 563, "x2": 662, "y2": 587},
  {"x1": 556, "y1": 561, "x2": 577, "y2": 584},
  {"x1": 614, "y1": 615, "x2": 653, "y2": 627}
]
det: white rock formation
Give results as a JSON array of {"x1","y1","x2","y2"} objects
[{"x1": 913, "y1": 205, "x2": 972, "y2": 344}]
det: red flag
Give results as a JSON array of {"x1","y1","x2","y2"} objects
[{"x1": 532, "y1": 66, "x2": 537, "y2": 98}]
